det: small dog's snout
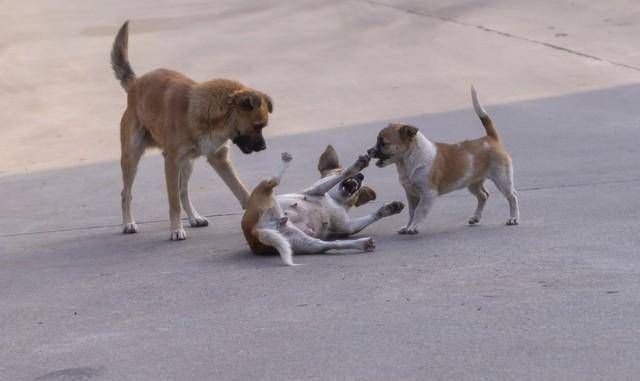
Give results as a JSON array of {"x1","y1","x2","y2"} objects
[{"x1": 367, "y1": 147, "x2": 377, "y2": 157}]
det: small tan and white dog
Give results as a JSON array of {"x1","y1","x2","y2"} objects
[
  {"x1": 367, "y1": 86, "x2": 519, "y2": 234},
  {"x1": 241, "y1": 148, "x2": 404, "y2": 265}
]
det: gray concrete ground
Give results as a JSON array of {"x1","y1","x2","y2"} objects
[{"x1": 1, "y1": 1, "x2": 640, "y2": 380}]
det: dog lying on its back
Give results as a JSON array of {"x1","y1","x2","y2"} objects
[{"x1": 241, "y1": 148, "x2": 404, "y2": 265}]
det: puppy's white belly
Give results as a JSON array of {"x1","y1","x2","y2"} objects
[{"x1": 276, "y1": 194, "x2": 346, "y2": 239}]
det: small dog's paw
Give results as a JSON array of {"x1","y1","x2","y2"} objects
[
  {"x1": 506, "y1": 217, "x2": 519, "y2": 226},
  {"x1": 399, "y1": 226, "x2": 418, "y2": 235},
  {"x1": 170, "y1": 229, "x2": 187, "y2": 241},
  {"x1": 189, "y1": 216, "x2": 209, "y2": 228},
  {"x1": 362, "y1": 237, "x2": 376, "y2": 252},
  {"x1": 122, "y1": 222, "x2": 138, "y2": 234},
  {"x1": 281, "y1": 152, "x2": 293, "y2": 162},
  {"x1": 468, "y1": 216, "x2": 480, "y2": 225}
]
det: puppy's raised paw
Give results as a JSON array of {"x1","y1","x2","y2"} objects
[
  {"x1": 355, "y1": 154, "x2": 371, "y2": 170},
  {"x1": 123, "y1": 222, "x2": 138, "y2": 234},
  {"x1": 377, "y1": 201, "x2": 405, "y2": 218},
  {"x1": 281, "y1": 152, "x2": 293, "y2": 162}
]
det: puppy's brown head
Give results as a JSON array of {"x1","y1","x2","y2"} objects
[
  {"x1": 367, "y1": 123, "x2": 418, "y2": 167},
  {"x1": 229, "y1": 89, "x2": 274, "y2": 154},
  {"x1": 317, "y1": 145, "x2": 377, "y2": 208}
]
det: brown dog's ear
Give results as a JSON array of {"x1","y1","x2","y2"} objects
[
  {"x1": 260, "y1": 92, "x2": 274, "y2": 113},
  {"x1": 317, "y1": 145, "x2": 340, "y2": 177},
  {"x1": 230, "y1": 90, "x2": 262, "y2": 111},
  {"x1": 355, "y1": 186, "x2": 377, "y2": 207},
  {"x1": 399, "y1": 124, "x2": 418, "y2": 141}
]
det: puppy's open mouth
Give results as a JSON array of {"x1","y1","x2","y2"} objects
[{"x1": 340, "y1": 174, "x2": 363, "y2": 196}]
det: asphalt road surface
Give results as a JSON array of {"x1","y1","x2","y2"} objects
[{"x1": 1, "y1": 1, "x2": 639, "y2": 380}]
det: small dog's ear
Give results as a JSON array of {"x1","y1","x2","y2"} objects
[
  {"x1": 318, "y1": 145, "x2": 340, "y2": 177},
  {"x1": 230, "y1": 90, "x2": 262, "y2": 111},
  {"x1": 355, "y1": 186, "x2": 377, "y2": 207},
  {"x1": 399, "y1": 124, "x2": 418, "y2": 140}
]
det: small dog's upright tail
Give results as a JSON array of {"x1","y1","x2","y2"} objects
[
  {"x1": 256, "y1": 228, "x2": 295, "y2": 266},
  {"x1": 111, "y1": 21, "x2": 136, "y2": 91},
  {"x1": 471, "y1": 85, "x2": 499, "y2": 141}
]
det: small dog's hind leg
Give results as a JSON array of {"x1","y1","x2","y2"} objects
[
  {"x1": 120, "y1": 112, "x2": 146, "y2": 234},
  {"x1": 468, "y1": 181, "x2": 489, "y2": 225},
  {"x1": 303, "y1": 155, "x2": 370, "y2": 196},
  {"x1": 490, "y1": 164, "x2": 519, "y2": 225},
  {"x1": 180, "y1": 158, "x2": 208, "y2": 228}
]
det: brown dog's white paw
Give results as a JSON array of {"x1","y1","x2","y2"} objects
[
  {"x1": 170, "y1": 229, "x2": 187, "y2": 241},
  {"x1": 189, "y1": 216, "x2": 209, "y2": 228},
  {"x1": 122, "y1": 222, "x2": 138, "y2": 234},
  {"x1": 506, "y1": 217, "x2": 519, "y2": 226}
]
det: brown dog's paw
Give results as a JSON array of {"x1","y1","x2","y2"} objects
[
  {"x1": 189, "y1": 216, "x2": 209, "y2": 228},
  {"x1": 122, "y1": 222, "x2": 138, "y2": 234},
  {"x1": 170, "y1": 229, "x2": 187, "y2": 241}
]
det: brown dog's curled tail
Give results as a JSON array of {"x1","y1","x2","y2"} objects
[
  {"x1": 471, "y1": 85, "x2": 499, "y2": 141},
  {"x1": 111, "y1": 21, "x2": 136, "y2": 91}
]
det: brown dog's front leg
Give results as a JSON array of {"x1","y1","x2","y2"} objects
[
  {"x1": 207, "y1": 146, "x2": 250, "y2": 209},
  {"x1": 165, "y1": 155, "x2": 186, "y2": 240}
]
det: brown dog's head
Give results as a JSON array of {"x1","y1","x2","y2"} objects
[
  {"x1": 229, "y1": 89, "x2": 274, "y2": 154},
  {"x1": 367, "y1": 123, "x2": 418, "y2": 167},
  {"x1": 317, "y1": 145, "x2": 377, "y2": 208}
]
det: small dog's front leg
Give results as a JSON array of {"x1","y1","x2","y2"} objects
[
  {"x1": 398, "y1": 187, "x2": 419, "y2": 234},
  {"x1": 400, "y1": 190, "x2": 436, "y2": 235},
  {"x1": 338, "y1": 201, "x2": 404, "y2": 236}
]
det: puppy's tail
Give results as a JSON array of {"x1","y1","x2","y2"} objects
[
  {"x1": 471, "y1": 85, "x2": 499, "y2": 141},
  {"x1": 256, "y1": 228, "x2": 295, "y2": 266},
  {"x1": 111, "y1": 21, "x2": 136, "y2": 92}
]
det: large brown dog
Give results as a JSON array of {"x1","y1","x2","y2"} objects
[{"x1": 111, "y1": 21, "x2": 273, "y2": 240}]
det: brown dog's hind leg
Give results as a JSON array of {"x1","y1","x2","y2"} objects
[
  {"x1": 120, "y1": 111, "x2": 146, "y2": 234},
  {"x1": 179, "y1": 158, "x2": 208, "y2": 228},
  {"x1": 468, "y1": 181, "x2": 489, "y2": 225}
]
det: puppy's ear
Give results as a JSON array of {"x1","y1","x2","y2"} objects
[
  {"x1": 355, "y1": 186, "x2": 377, "y2": 207},
  {"x1": 318, "y1": 145, "x2": 340, "y2": 177},
  {"x1": 399, "y1": 124, "x2": 418, "y2": 141},
  {"x1": 230, "y1": 90, "x2": 262, "y2": 111}
]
